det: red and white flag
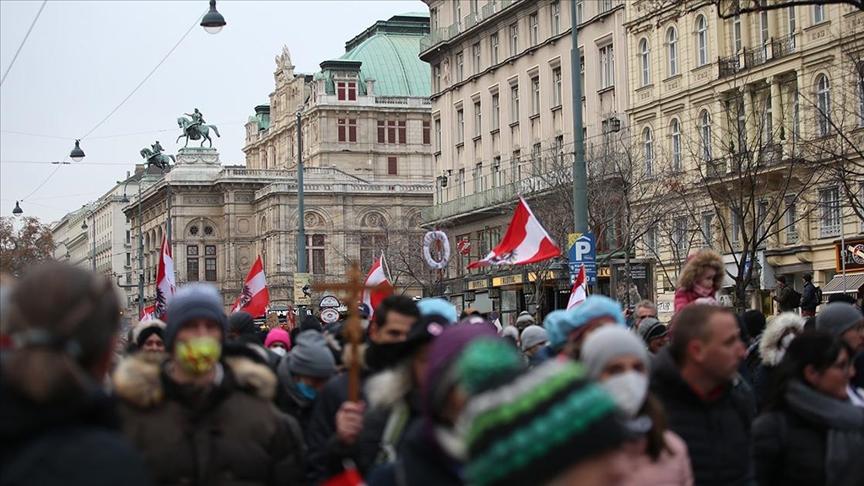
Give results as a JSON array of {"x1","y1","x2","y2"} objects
[
  {"x1": 154, "y1": 234, "x2": 176, "y2": 320},
  {"x1": 362, "y1": 253, "x2": 393, "y2": 320},
  {"x1": 468, "y1": 197, "x2": 560, "y2": 269},
  {"x1": 139, "y1": 304, "x2": 157, "y2": 321},
  {"x1": 457, "y1": 237, "x2": 471, "y2": 256},
  {"x1": 567, "y1": 264, "x2": 588, "y2": 310},
  {"x1": 232, "y1": 256, "x2": 269, "y2": 317}
]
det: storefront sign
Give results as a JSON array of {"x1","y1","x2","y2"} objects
[
  {"x1": 598, "y1": 266, "x2": 611, "y2": 278},
  {"x1": 464, "y1": 291, "x2": 476, "y2": 302},
  {"x1": 837, "y1": 238, "x2": 864, "y2": 272},
  {"x1": 468, "y1": 278, "x2": 489, "y2": 290},
  {"x1": 293, "y1": 273, "x2": 312, "y2": 306},
  {"x1": 492, "y1": 274, "x2": 523, "y2": 287}
]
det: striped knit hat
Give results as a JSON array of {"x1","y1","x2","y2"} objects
[{"x1": 459, "y1": 360, "x2": 629, "y2": 486}]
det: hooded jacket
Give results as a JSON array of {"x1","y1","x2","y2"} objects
[
  {"x1": 650, "y1": 348, "x2": 756, "y2": 486},
  {"x1": 0, "y1": 378, "x2": 150, "y2": 486},
  {"x1": 752, "y1": 314, "x2": 804, "y2": 410},
  {"x1": 673, "y1": 250, "x2": 725, "y2": 312},
  {"x1": 112, "y1": 353, "x2": 305, "y2": 486}
]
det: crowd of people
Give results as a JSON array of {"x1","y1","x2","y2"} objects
[{"x1": 1, "y1": 255, "x2": 863, "y2": 486}]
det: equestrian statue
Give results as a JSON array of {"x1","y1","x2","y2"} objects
[
  {"x1": 140, "y1": 141, "x2": 174, "y2": 170},
  {"x1": 177, "y1": 108, "x2": 220, "y2": 148}
]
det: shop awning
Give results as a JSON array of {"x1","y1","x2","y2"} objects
[{"x1": 822, "y1": 273, "x2": 864, "y2": 294}]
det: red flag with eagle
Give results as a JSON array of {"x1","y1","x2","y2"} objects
[
  {"x1": 232, "y1": 256, "x2": 270, "y2": 317},
  {"x1": 154, "y1": 234, "x2": 176, "y2": 320},
  {"x1": 139, "y1": 304, "x2": 157, "y2": 321},
  {"x1": 567, "y1": 264, "x2": 588, "y2": 310},
  {"x1": 362, "y1": 253, "x2": 393, "y2": 320},
  {"x1": 467, "y1": 197, "x2": 560, "y2": 268}
]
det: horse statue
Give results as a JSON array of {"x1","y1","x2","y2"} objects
[
  {"x1": 177, "y1": 112, "x2": 220, "y2": 148},
  {"x1": 140, "y1": 141, "x2": 174, "y2": 170}
]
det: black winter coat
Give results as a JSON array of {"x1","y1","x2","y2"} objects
[
  {"x1": 366, "y1": 420, "x2": 463, "y2": 486},
  {"x1": 113, "y1": 354, "x2": 305, "y2": 486},
  {"x1": 0, "y1": 380, "x2": 150, "y2": 486},
  {"x1": 801, "y1": 282, "x2": 819, "y2": 312},
  {"x1": 651, "y1": 348, "x2": 756, "y2": 486},
  {"x1": 753, "y1": 409, "x2": 826, "y2": 486}
]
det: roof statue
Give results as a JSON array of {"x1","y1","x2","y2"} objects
[
  {"x1": 177, "y1": 108, "x2": 221, "y2": 148},
  {"x1": 140, "y1": 140, "x2": 174, "y2": 170},
  {"x1": 276, "y1": 45, "x2": 294, "y2": 77}
]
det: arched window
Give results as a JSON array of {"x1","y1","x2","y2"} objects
[
  {"x1": 670, "y1": 118, "x2": 682, "y2": 171},
  {"x1": 666, "y1": 27, "x2": 678, "y2": 76},
  {"x1": 816, "y1": 74, "x2": 831, "y2": 136},
  {"x1": 643, "y1": 127, "x2": 654, "y2": 176},
  {"x1": 639, "y1": 38, "x2": 651, "y2": 86},
  {"x1": 700, "y1": 110, "x2": 712, "y2": 161},
  {"x1": 696, "y1": 15, "x2": 708, "y2": 67}
]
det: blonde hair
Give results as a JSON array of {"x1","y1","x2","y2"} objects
[{"x1": 677, "y1": 250, "x2": 725, "y2": 292}]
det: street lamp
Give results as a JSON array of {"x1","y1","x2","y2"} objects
[
  {"x1": 70, "y1": 139, "x2": 85, "y2": 162},
  {"x1": 12, "y1": 201, "x2": 23, "y2": 216},
  {"x1": 201, "y1": 0, "x2": 226, "y2": 34}
]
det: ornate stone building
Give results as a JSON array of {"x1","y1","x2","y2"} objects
[{"x1": 125, "y1": 13, "x2": 434, "y2": 311}]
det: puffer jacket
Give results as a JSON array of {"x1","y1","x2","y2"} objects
[
  {"x1": 753, "y1": 409, "x2": 826, "y2": 486},
  {"x1": 112, "y1": 352, "x2": 305, "y2": 486},
  {"x1": 650, "y1": 348, "x2": 756, "y2": 486}
]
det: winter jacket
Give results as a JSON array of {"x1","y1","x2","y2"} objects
[
  {"x1": 650, "y1": 348, "x2": 756, "y2": 486},
  {"x1": 366, "y1": 420, "x2": 463, "y2": 486},
  {"x1": 112, "y1": 353, "x2": 305, "y2": 486},
  {"x1": 274, "y1": 358, "x2": 316, "y2": 435},
  {"x1": 673, "y1": 288, "x2": 716, "y2": 313},
  {"x1": 752, "y1": 380, "x2": 864, "y2": 486},
  {"x1": 0, "y1": 380, "x2": 150, "y2": 486},
  {"x1": 620, "y1": 431, "x2": 693, "y2": 486},
  {"x1": 774, "y1": 287, "x2": 800, "y2": 312},
  {"x1": 801, "y1": 282, "x2": 819, "y2": 312}
]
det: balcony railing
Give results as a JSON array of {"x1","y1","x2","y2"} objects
[
  {"x1": 772, "y1": 34, "x2": 796, "y2": 59},
  {"x1": 421, "y1": 0, "x2": 519, "y2": 53},
  {"x1": 718, "y1": 56, "x2": 740, "y2": 78},
  {"x1": 422, "y1": 172, "x2": 553, "y2": 224},
  {"x1": 705, "y1": 158, "x2": 727, "y2": 178},
  {"x1": 820, "y1": 222, "x2": 841, "y2": 238},
  {"x1": 744, "y1": 46, "x2": 767, "y2": 68}
]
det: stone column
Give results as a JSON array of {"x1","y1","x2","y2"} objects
[
  {"x1": 769, "y1": 77, "x2": 783, "y2": 154},
  {"x1": 745, "y1": 85, "x2": 759, "y2": 152},
  {"x1": 795, "y1": 69, "x2": 807, "y2": 144}
]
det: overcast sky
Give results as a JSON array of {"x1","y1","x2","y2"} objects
[{"x1": 0, "y1": 0, "x2": 426, "y2": 223}]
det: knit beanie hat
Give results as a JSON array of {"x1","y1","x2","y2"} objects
[
  {"x1": 581, "y1": 326, "x2": 649, "y2": 380},
  {"x1": 515, "y1": 311, "x2": 535, "y2": 329},
  {"x1": 520, "y1": 325, "x2": 548, "y2": 352},
  {"x1": 133, "y1": 319, "x2": 166, "y2": 348},
  {"x1": 165, "y1": 284, "x2": 227, "y2": 350},
  {"x1": 460, "y1": 360, "x2": 628, "y2": 486},
  {"x1": 264, "y1": 327, "x2": 291, "y2": 349},
  {"x1": 299, "y1": 314, "x2": 323, "y2": 333},
  {"x1": 288, "y1": 330, "x2": 337, "y2": 378},
  {"x1": 422, "y1": 323, "x2": 503, "y2": 421},
  {"x1": 544, "y1": 296, "x2": 625, "y2": 350},
  {"x1": 816, "y1": 302, "x2": 863, "y2": 338},
  {"x1": 637, "y1": 318, "x2": 668, "y2": 345},
  {"x1": 418, "y1": 297, "x2": 458, "y2": 325},
  {"x1": 228, "y1": 311, "x2": 256, "y2": 336}
]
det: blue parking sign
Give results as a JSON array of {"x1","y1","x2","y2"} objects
[{"x1": 568, "y1": 232, "x2": 597, "y2": 285}]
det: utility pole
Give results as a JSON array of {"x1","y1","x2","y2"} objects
[{"x1": 570, "y1": 0, "x2": 587, "y2": 234}]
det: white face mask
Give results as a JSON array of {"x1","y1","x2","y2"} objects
[
  {"x1": 270, "y1": 346, "x2": 287, "y2": 357},
  {"x1": 601, "y1": 371, "x2": 649, "y2": 418}
]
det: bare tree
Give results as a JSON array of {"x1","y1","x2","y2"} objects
[{"x1": 0, "y1": 216, "x2": 55, "y2": 276}]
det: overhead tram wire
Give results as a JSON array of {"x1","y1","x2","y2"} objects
[{"x1": 0, "y1": 0, "x2": 48, "y2": 88}]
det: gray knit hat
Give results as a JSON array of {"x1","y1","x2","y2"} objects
[
  {"x1": 520, "y1": 325, "x2": 548, "y2": 352},
  {"x1": 165, "y1": 284, "x2": 228, "y2": 350},
  {"x1": 515, "y1": 311, "x2": 535, "y2": 329},
  {"x1": 816, "y1": 302, "x2": 864, "y2": 338},
  {"x1": 288, "y1": 330, "x2": 337, "y2": 378},
  {"x1": 581, "y1": 326, "x2": 649, "y2": 380}
]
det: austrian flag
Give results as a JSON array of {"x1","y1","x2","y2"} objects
[
  {"x1": 567, "y1": 264, "x2": 588, "y2": 310},
  {"x1": 154, "y1": 235, "x2": 176, "y2": 320},
  {"x1": 232, "y1": 256, "x2": 269, "y2": 318},
  {"x1": 467, "y1": 197, "x2": 560, "y2": 269},
  {"x1": 362, "y1": 254, "x2": 393, "y2": 320}
]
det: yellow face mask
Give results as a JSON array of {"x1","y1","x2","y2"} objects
[{"x1": 174, "y1": 336, "x2": 221, "y2": 375}]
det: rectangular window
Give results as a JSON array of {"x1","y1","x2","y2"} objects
[
  {"x1": 360, "y1": 234, "x2": 387, "y2": 271},
  {"x1": 645, "y1": 227, "x2": 657, "y2": 254},
  {"x1": 491, "y1": 33, "x2": 499, "y2": 64},
  {"x1": 434, "y1": 118, "x2": 441, "y2": 150},
  {"x1": 674, "y1": 217, "x2": 689, "y2": 254},
  {"x1": 307, "y1": 235, "x2": 326, "y2": 275},
  {"x1": 600, "y1": 0, "x2": 614, "y2": 13},
  {"x1": 788, "y1": 7, "x2": 797, "y2": 48},
  {"x1": 453, "y1": 1, "x2": 462, "y2": 28},
  {"x1": 531, "y1": 142, "x2": 542, "y2": 174},
  {"x1": 529, "y1": 13, "x2": 538, "y2": 46},
  {"x1": 531, "y1": 76, "x2": 540, "y2": 115},
  {"x1": 204, "y1": 258, "x2": 216, "y2": 282},
  {"x1": 701, "y1": 212, "x2": 714, "y2": 247},
  {"x1": 398, "y1": 121, "x2": 406, "y2": 144},
  {"x1": 457, "y1": 109, "x2": 465, "y2": 144},
  {"x1": 509, "y1": 23, "x2": 519, "y2": 57},
  {"x1": 337, "y1": 118, "x2": 347, "y2": 142},
  {"x1": 813, "y1": 5, "x2": 824, "y2": 24},
  {"x1": 423, "y1": 120, "x2": 431, "y2": 145},
  {"x1": 510, "y1": 150, "x2": 521, "y2": 182},
  {"x1": 377, "y1": 120, "x2": 385, "y2": 143},
  {"x1": 474, "y1": 101, "x2": 482, "y2": 137},
  {"x1": 472, "y1": 42, "x2": 481, "y2": 74},
  {"x1": 552, "y1": 67, "x2": 562, "y2": 107},
  {"x1": 510, "y1": 84, "x2": 520, "y2": 123},
  {"x1": 125, "y1": 230, "x2": 131, "y2": 244},
  {"x1": 474, "y1": 162, "x2": 484, "y2": 193},
  {"x1": 187, "y1": 256, "x2": 199, "y2": 282},
  {"x1": 388, "y1": 121, "x2": 396, "y2": 143},
  {"x1": 732, "y1": 209, "x2": 742, "y2": 245},
  {"x1": 459, "y1": 168, "x2": 466, "y2": 197},
  {"x1": 552, "y1": 1, "x2": 562, "y2": 34},
  {"x1": 492, "y1": 156, "x2": 502, "y2": 187},
  {"x1": 599, "y1": 44, "x2": 615, "y2": 89},
  {"x1": 388, "y1": 156, "x2": 398, "y2": 175},
  {"x1": 733, "y1": 15, "x2": 742, "y2": 53},
  {"x1": 820, "y1": 187, "x2": 841, "y2": 237},
  {"x1": 785, "y1": 196, "x2": 798, "y2": 241},
  {"x1": 126, "y1": 253, "x2": 131, "y2": 266},
  {"x1": 336, "y1": 81, "x2": 356, "y2": 101},
  {"x1": 455, "y1": 51, "x2": 464, "y2": 82},
  {"x1": 555, "y1": 135, "x2": 564, "y2": 165},
  {"x1": 491, "y1": 93, "x2": 500, "y2": 130}
]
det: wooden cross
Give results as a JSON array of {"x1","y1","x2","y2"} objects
[{"x1": 313, "y1": 262, "x2": 390, "y2": 401}]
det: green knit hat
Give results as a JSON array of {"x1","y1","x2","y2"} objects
[{"x1": 459, "y1": 360, "x2": 629, "y2": 486}]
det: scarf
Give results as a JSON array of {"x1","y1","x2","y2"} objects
[{"x1": 786, "y1": 380, "x2": 864, "y2": 486}]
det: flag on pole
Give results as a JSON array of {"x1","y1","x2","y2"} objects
[
  {"x1": 232, "y1": 256, "x2": 269, "y2": 317},
  {"x1": 362, "y1": 253, "x2": 393, "y2": 320},
  {"x1": 139, "y1": 304, "x2": 157, "y2": 321},
  {"x1": 154, "y1": 234, "x2": 176, "y2": 320},
  {"x1": 567, "y1": 264, "x2": 588, "y2": 310},
  {"x1": 468, "y1": 197, "x2": 560, "y2": 269}
]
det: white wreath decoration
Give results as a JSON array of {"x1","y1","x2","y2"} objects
[{"x1": 423, "y1": 230, "x2": 451, "y2": 270}]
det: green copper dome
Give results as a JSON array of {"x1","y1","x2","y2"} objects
[{"x1": 318, "y1": 13, "x2": 430, "y2": 98}]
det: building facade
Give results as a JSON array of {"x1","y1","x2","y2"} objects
[
  {"x1": 624, "y1": 1, "x2": 864, "y2": 318},
  {"x1": 125, "y1": 14, "x2": 434, "y2": 312},
  {"x1": 419, "y1": 0, "x2": 631, "y2": 324}
]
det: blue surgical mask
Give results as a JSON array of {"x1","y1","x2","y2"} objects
[{"x1": 295, "y1": 381, "x2": 318, "y2": 401}]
